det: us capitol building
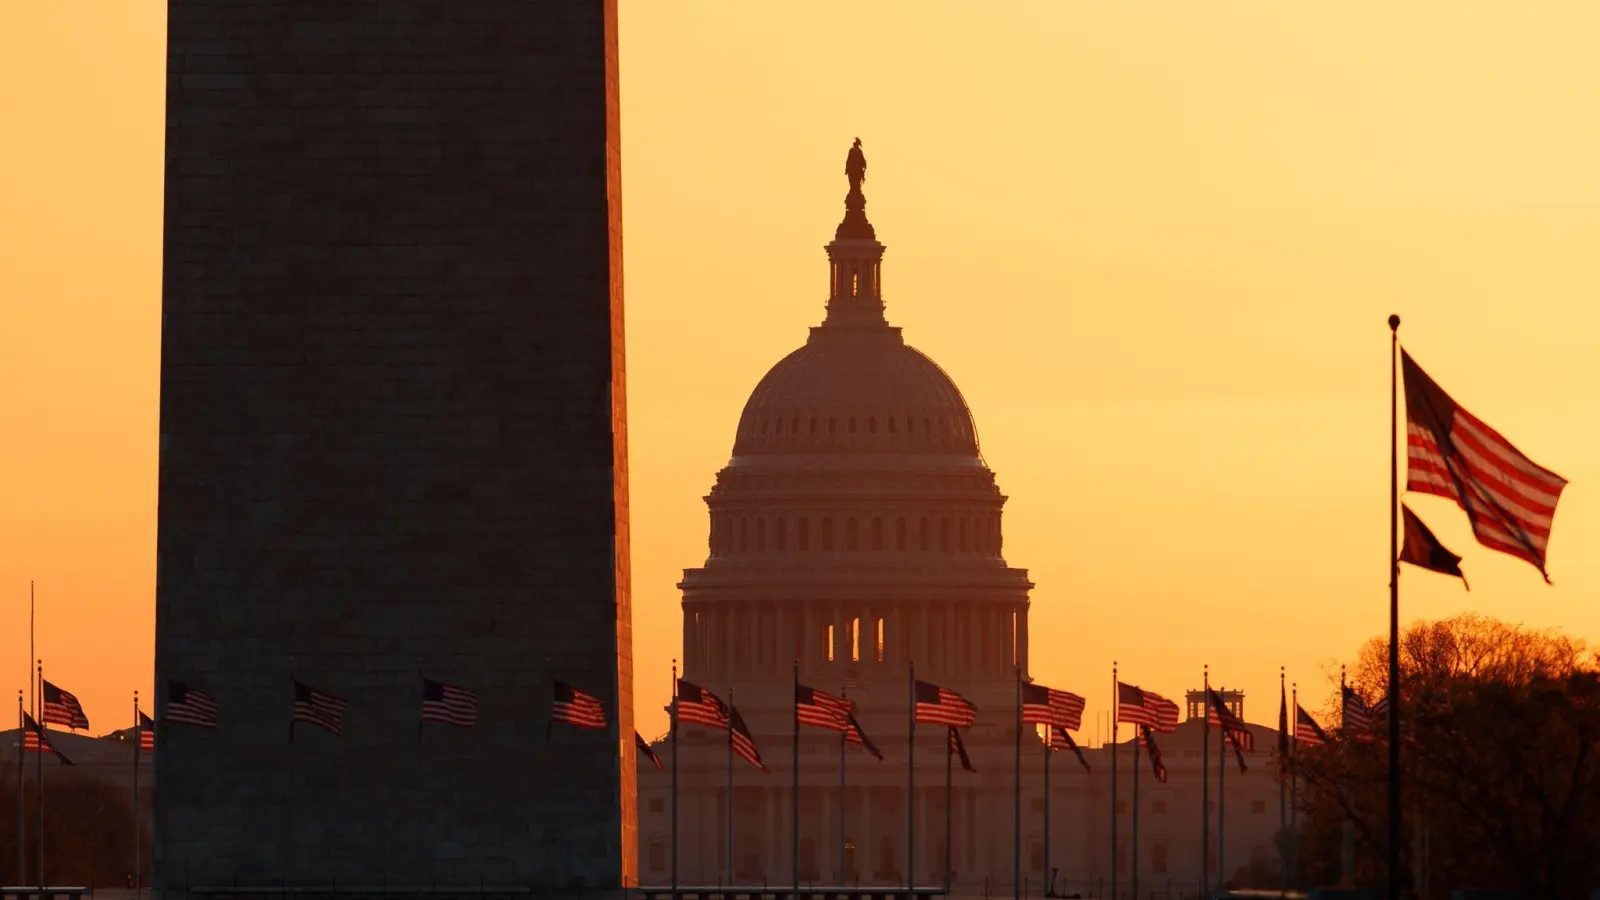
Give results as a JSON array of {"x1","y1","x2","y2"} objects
[{"x1": 636, "y1": 142, "x2": 1287, "y2": 895}]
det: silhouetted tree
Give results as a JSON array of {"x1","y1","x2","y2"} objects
[
  {"x1": 1290, "y1": 614, "x2": 1600, "y2": 900},
  {"x1": 0, "y1": 765, "x2": 148, "y2": 887}
]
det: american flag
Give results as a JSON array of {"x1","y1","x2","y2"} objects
[
  {"x1": 1116, "y1": 682, "x2": 1175, "y2": 731},
  {"x1": 1051, "y1": 726, "x2": 1091, "y2": 773},
  {"x1": 1021, "y1": 683, "x2": 1086, "y2": 731},
  {"x1": 1342, "y1": 686, "x2": 1375, "y2": 732},
  {"x1": 675, "y1": 680, "x2": 728, "y2": 730},
  {"x1": 1138, "y1": 725, "x2": 1169, "y2": 783},
  {"x1": 1400, "y1": 504, "x2": 1468, "y2": 586},
  {"x1": 843, "y1": 711, "x2": 883, "y2": 760},
  {"x1": 422, "y1": 679, "x2": 478, "y2": 728},
  {"x1": 915, "y1": 680, "x2": 976, "y2": 728},
  {"x1": 948, "y1": 726, "x2": 975, "y2": 773},
  {"x1": 1225, "y1": 728, "x2": 1249, "y2": 772},
  {"x1": 635, "y1": 731, "x2": 664, "y2": 770},
  {"x1": 796, "y1": 684, "x2": 851, "y2": 731},
  {"x1": 21, "y1": 712, "x2": 72, "y2": 765},
  {"x1": 292, "y1": 679, "x2": 348, "y2": 737},
  {"x1": 1295, "y1": 706, "x2": 1328, "y2": 747},
  {"x1": 728, "y1": 705, "x2": 767, "y2": 772},
  {"x1": 551, "y1": 681, "x2": 606, "y2": 730},
  {"x1": 1403, "y1": 349, "x2": 1567, "y2": 580},
  {"x1": 138, "y1": 711, "x2": 155, "y2": 751},
  {"x1": 166, "y1": 680, "x2": 218, "y2": 728},
  {"x1": 41, "y1": 680, "x2": 89, "y2": 730},
  {"x1": 844, "y1": 666, "x2": 869, "y2": 695},
  {"x1": 1206, "y1": 687, "x2": 1250, "y2": 739}
]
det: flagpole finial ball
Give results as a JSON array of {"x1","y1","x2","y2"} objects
[{"x1": 1388, "y1": 314, "x2": 1401, "y2": 331}]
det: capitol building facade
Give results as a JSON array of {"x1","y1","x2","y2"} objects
[{"x1": 636, "y1": 144, "x2": 1288, "y2": 897}]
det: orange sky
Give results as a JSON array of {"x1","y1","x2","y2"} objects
[{"x1": 4, "y1": 2, "x2": 1599, "y2": 745}]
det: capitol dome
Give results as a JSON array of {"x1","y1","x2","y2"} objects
[{"x1": 732, "y1": 331, "x2": 979, "y2": 458}]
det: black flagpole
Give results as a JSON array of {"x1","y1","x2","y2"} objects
[
  {"x1": 840, "y1": 687, "x2": 848, "y2": 886},
  {"x1": 1290, "y1": 682, "x2": 1300, "y2": 890},
  {"x1": 1388, "y1": 313, "x2": 1404, "y2": 900},
  {"x1": 727, "y1": 685, "x2": 735, "y2": 888},
  {"x1": 1200, "y1": 665, "x2": 1209, "y2": 895},
  {"x1": 1132, "y1": 727, "x2": 1141, "y2": 900},
  {"x1": 671, "y1": 660, "x2": 679, "y2": 899},
  {"x1": 1042, "y1": 731, "x2": 1050, "y2": 898},
  {"x1": 1110, "y1": 662, "x2": 1118, "y2": 900},
  {"x1": 36, "y1": 660, "x2": 44, "y2": 897},
  {"x1": 1279, "y1": 667, "x2": 1287, "y2": 897},
  {"x1": 792, "y1": 661, "x2": 800, "y2": 896},
  {"x1": 134, "y1": 690, "x2": 142, "y2": 900},
  {"x1": 907, "y1": 660, "x2": 915, "y2": 893},
  {"x1": 1013, "y1": 664, "x2": 1021, "y2": 900},
  {"x1": 944, "y1": 716, "x2": 953, "y2": 895},
  {"x1": 1217, "y1": 697, "x2": 1226, "y2": 892},
  {"x1": 16, "y1": 689, "x2": 23, "y2": 887}
]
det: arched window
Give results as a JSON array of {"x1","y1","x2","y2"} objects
[
  {"x1": 940, "y1": 518, "x2": 951, "y2": 552},
  {"x1": 776, "y1": 517, "x2": 787, "y2": 551},
  {"x1": 958, "y1": 518, "x2": 967, "y2": 552},
  {"x1": 895, "y1": 517, "x2": 907, "y2": 551},
  {"x1": 739, "y1": 518, "x2": 748, "y2": 553},
  {"x1": 919, "y1": 518, "x2": 930, "y2": 551},
  {"x1": 846, "y1": 518, "x2": 859, "y2": 551},
  {"x1": 799, "y1": 517, "x2": 810, "y2": 551},
  {"x1": 871, "y1": 517, "x2": 884, "y2": 551},
  {"x1": 822, "y1": 518, "x2": 834, "y2": 551},
  {"x1": 757, "y1": 518, "x2": 766, "y2": 552}
]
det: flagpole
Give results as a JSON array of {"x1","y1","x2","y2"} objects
[
  {"x1": 840, "y1": 690, "x2": 847, "y2": 886},
  {"x1": 36, "y1": 660, "x2": 44, "y2": 896},
  {"x1": 1042, "y1": 733, "x2": 1050, "y2": 899},
  {"x1": 1131, "y1": 728, "x2": 1141, "y2": 900},
  {"x1": 1279, "y1": 668, "x2": 1287, "y2": 898},
  {"x1": 944, "y1": 715, "x2": 952, "y2": 896},
  {"x1": 16, "y1": 689, "x2": 24, "y2": 887},
  {"x1": 1387, "y1": 313, "x2": 1404, "y2": 900},
  {"x1": 1201, "y1": 665, "x2": 1209, "y2": 896},
  {"x1": 727, "y1": 685, "x2": 735, "y2": 887},
  {"x1": 134, "y1": 690, "x2": 142, "y2": 900},
  {"x1": 1290, "y1": 682, "x2": 1299, "y2": 891},
  {"x1": 1109, "y1": 663, "x2": 1117, "y2": 900},
  {"x1": 1339, "y1": 667, "x2": 1353, "y2": 885},
  {"x1": 29, "y1": 583, "x2": 35, "y2": 721},
  {"x1": 1217, "y1": 698, "x2": 1226, "y2": 893},
  {"x1": 907, "y1": 660, "x2": 915, "y2": 893},
  {"x1": 791, "y1": 661, "x2": 799, "y2": 896},
  {"x1": 1013, "y1": 664, "x2": 1021, "y2": 900},
  {"x1": 671, "y1": 660, "x2": 679, "y2": 899}
]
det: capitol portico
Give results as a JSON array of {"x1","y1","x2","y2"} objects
[{"x1": 636, "y1": 143, "x2": 1288, "y2": 898}]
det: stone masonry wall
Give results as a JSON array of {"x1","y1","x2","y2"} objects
[{"x1": 154, "y1": 1, "x2": 633, "y2": 888}]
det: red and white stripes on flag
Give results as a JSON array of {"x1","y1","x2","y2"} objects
[
  {"x1": 1402, "y1": 349, "x2": 1567, "y2": 580},
  {"x1": 41, "y1": 680, "x2": 89, "y2": 730},
  {"x1": 948, "y1": 726, "x2": 975, "y2": 773},
  {"x1": 728, "y1": 705, "x2": 768, "y2": 772},
  {"x1": 422, "y1": 679, "x2": 479, "y2": 728},
  {"x1": 292, "y1": 679, "x2": 348, "y2": 737},
  {"x1": 675, "y1": 680, "x2": 728, "y2": 730},
  {"x1": 138, "y1": 711, "x2": 156, "y2": 751},
  {"x1": 1051, "y1": 726, "x2": 1092, "y2": 772},
  {"x1": 1206, "y1": 687, "x2": 1250, "y2": 740},
  {"x1": 1117, "y1": 683, "x2": 1177, "y2": 733},
  {"x1": 636, "y1": 731, "x2": 664, "y2": 770},
  {"x1": 1295, "y1": 706, "x2": 1328, "y2": 747},
  {"x1": 22, "y1": 712, "x2": 72, "y2": 765},
  {"x1": 844, "y1": 666, "x2": 869, "y2": 695},
  {"x1": 1138, "y1": 725, "x2": 1169, "y2": 783},
  {"x1": 1021, "y1": 683, "x2": 1086, "y2": 731},
  {"x1": 915, "y1": 680, "x2": 976, "y2": 728},
  {"x1": 796, "y1": 684, "x2": 852, "y2": 732},
  {"x1": 1342, "y1": 686, "x2": 1376, "y2": 733},
  {"x1": 166, "y1": 680, "x2": 218, "y2": 728},
  {"x1": 551, "y1": 681, "x2": 606, "y2": 730},
  {"x1": 844, "y1": 711, "x2": 883, "y2": 760}
]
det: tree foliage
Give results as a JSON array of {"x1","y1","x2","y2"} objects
[
  {"x1": 1290, "y1": 614, "x2": 1600, "y2": 899},
  {"x1": 0, "y1": 765, "x2": 149, "y2": 887}
]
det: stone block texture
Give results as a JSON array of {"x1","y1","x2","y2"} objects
[{"x1": 154, "y1": 1, "x2": 634, "y2": 889}]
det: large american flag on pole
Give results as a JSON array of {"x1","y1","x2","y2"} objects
[
  {"x1": 915, "y1": 680, "x2": 976, "y2": 728},
  {"x1": 422, "y1": 679, "x2": 479, "y2": 728},
  {"x1": 728, "y1": 704, "x2": 768, "y2": 772},
  {"x1": 1117, "y1": 683, "x2": 1177, "y2": 733},
  {"x1": 1402, "y1": 349, "x2": 1567, "y2": 580},
  {"x1": 138, "y1": 711, "x2": 156, "y2": 751},
  {"x1": 292, "y1": 680, "x2": 348, "y2": 737},
  {"x1": 1295, "y1": 706, "x2": 1328, "y2": 747},
  {"x1": 21, "y1": 712, "x2": 72, "y2": 765},
  {"x1": 675, "y1": 680, "x2": 728, "y2": 730},
  {"x1": 1051, "y1": 726, "x2": 1091, "y2": 772},
  {"x1": 166, "y1": 680, "x2": 218, "y2": 728},
  {"x1": 796, "y1": 684, "x2": 852, "y2": 732},
  {"x1": 1021, "y1": 683, "x2": 1086, "y2": 731},
  {"x1": 41, "y1": 680, "x2": 89, "y2": 730}
]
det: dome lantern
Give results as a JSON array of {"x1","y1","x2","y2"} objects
[{"x1": 823, "y1": 139, "x2": 889, "y2": 331}]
